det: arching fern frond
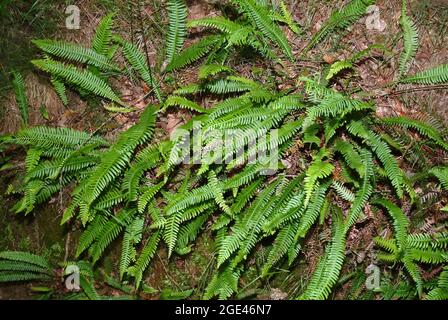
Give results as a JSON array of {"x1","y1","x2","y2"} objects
[{"x1": 166, "y1": 0, "x2": 188, "y2": 65}]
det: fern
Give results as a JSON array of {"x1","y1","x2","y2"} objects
[
  {"x1": 166, "y1": 0, "x2": 188, "y2": 65},
  {"x1": 305, "y1": 0, "x2": 374, "y2": 51},
  {"x1": 299, "y1": 208, "x2": 347, "y2": 300},
  {"x1": 79, "y1": 106, "x2": 156, "y2": 224},
  {"x1": 232, "y1": 0, "x2": 293, "y2": 61},
  {"x1": 121, "y1": 40, "x2": 162, "y2": 101},
  {"x1": 129, "y1": 231, "x2": 161, "y2": 288},
  {"x1": 12, "y1": 70, "x2": 29, "y2": 127},
  {"x1": 50, "y1": 77, "x2": 69, "y2": 106},
  {"x1": 32, "y1": 59, "x2": 124, "y2": 105},
  {"x1": 92, "y1": 13, "x2": 115, "y2": 55},
  {"x1": 398, "y1": 0, "x2": 419, "y2": 77},
  {"x1": 33, "y1": 39, "x2": 119, "y2": 71},
  {"x1": 400, "y1": 64, "x2": 448, "y2": 85},
  {"x1": 165, "y1": 35, "x2": 225, "y2": 72}
]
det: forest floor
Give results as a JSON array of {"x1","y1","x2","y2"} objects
[{"x1": 0, "y1": 0, "x2": 447, "y2": 299}]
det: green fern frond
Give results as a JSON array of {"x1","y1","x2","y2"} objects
[
  {"x1": 12, "y1": 70, "x2": 29, "y2": 127},
  {"x1": 208, "y1": 171, "x2": 232, "y2": 216},
  {"x1": 382, "y1": 116, "x2": 448, "y2": 151},
  {"x1": 232, "y1": 0, "x2": 293, "y2": 61},
  {"x1": 130, "y1": 231, "x2": 161, "y2": 288},
  {"x1": 326, "y1": 60, "x2": 353, "y2": 81},
  {"x1": 299, "y1": 208, "x2": 347, "y2": 300},
  {"x1": 33, "y1": 39, "x2": 118, "y2": 71},
  {"x1": 165, "y1": 35, "x2": 224, "y2": 72},
  {"x1": 277, "y1": 1, "x2": 301, "y2": 34},
  {"x1": 347, "y1": 120, "x2": 404, "y2": 198},
  {"x1": 198, "y1": 64, "x2": 233, "y2": 80},
  {"x1": 14, "y1": 126, "x2": 107, "y2": 150},
  {"x1": 122, "y1": 41, "x2": 162, "y2": 101},
  {"x1": 374, "y1": 199, "x2": 409, "y2": 249},
  {"x1": 0, "y1": 251, "x2": 51, "y2": 270},
  {"x1": 88, "y1": 208, "x2": 136, "y2": 264},
  {"x1": 79, "y1": 106, "x2": 156, "y2": 224},
  {"x1": 92, "y1": 13, "x2": 115, "y2": 55},
  {"x1": 164, "y1": 95, "x2": 208, "y2": 113},
  {"x1": 188, "y1": 16, "x2": 241, "y2": 34},
  {"x1": 50, "y1": 77, "x2": 69, "y2": 106},
  {"x1": 426, "y1": 266, "x2": 448, "y2": 300},
  {"x1": 166, "y1": 0, "x2": 188, "y2": 65},
  {"x1": 398, "y1": 1, "x2": 419, "y2": 77},
  {"x1": 305, "y1": 0, "x2": 374, "y2": 52},
  {"x1": 32, "y1": 59, "x2": 123, "y2": 105},
  {"x1": 400, "y1": 64, "x2": 448, "y2": 85},
  {"x1": 119, "y1": 217, "x2": 144, "y2": 279},
  {"x1": 429, "y1": 167, "x2": 448, "y2": 190},
  {"x1": 303, "y1": 159, "x2": 334, "y2": 208}
]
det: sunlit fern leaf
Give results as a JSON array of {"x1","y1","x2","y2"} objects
[
  {"x1": 402, "y1": 256, "x2": 423, "y2": 297},
  {"x1": 303, "y1": 96, "x2": 373, "y2": 131},
  {"x1": 204, "y1": 264, "x2": 242, "y2": 300},
  {"x1": 50, "y1": 77, "x2": 68, "y2": 106},
  {"x1": 303, "y1": 159, "x2": 334, "y2": 208},
  {"x1": 163, "y1": 201, "x2": 215, "y2": 257},
  {"x1": 175, "y1": 211, "x2": 211, "y2": 255},
  {"x1": 208, "y1": 171, "x2": 232, "y2": 216},
  {"x1": 426, "y1": 266, "x2": 448, "y2": 300},
  {"x1": 12, "y1": 70, "x2": 29, "y2": 127},
  {"x1": 326, "y1": 60, "x2": 353, "y2": 81},
  {"x1": 344, "y1": 150, "x2": 374, "y2": 231},
  {"x1": 261, "y1": 222, "x2": 299, "y2": 277},
  {"x1": 80, "y1": 106, "x2": 156, "y2": 224},
  {"x1": 382, "y1": 116, "x2": 448, "y2": 151},
  {"x1": 277, "y1": 0, "x2": 301, "y2": 35},
  {"x1": 122, "y1": 40, "x2": 162, "y2": 101},
  {"x1": 122, "y1": 144, "x2": 161, "y2": 202},
  {"x1": 129, "y1": 231, "x2": 161, "y2": 288},
  {"x1": 14, "y1": 126, "x2": 108, "y2": 150},
  {"x1": 24, "y1": 148, "x2": 42, "y2": 173},
  {"x1": 32, "y1": 39, "x2": 119, "y2": 71},
  {"x1": 373, "y1": 199, "x2": 409, "y2": 249},
  {"x1": 400, "y1": 64, "x2": 448, "y2": 85},
  {"x1": 231, "y1": 0, "x2": 293, "y2": 61},
  {"x1": 32, "y1": 59, "x2": 124, "y2": 105},
  {"x1": 347, "y1": 120, "x2": 404, "y2": 198},
  {"x1": 331, "y1": 181, "x2": 355, "y2": 202},
  {"x1": 407, "y1": 233, "x2": 448, "y2": 250},
  {"x1": 166, "y1": 0, "x2": 188, "y2": 65},
  {"x1": 296, "y1": 182, "x2": 330, "y2": 238},
  {"x1": 429, "y1": 167, "x2": 448, "y2": 190},
  {"x1": 188, "y1": 16, "x2": 241, "y2": 34},
  {"x1": 119, "y1": 217, "x2": 144, "y2": 279},
  {"x1": 0, "y1": 251, "x2": 52, "y2": 270},
  {"x1": 166, "y1": 35, "x2": 224, "y2": 72},
  {"x1": 92, "y1": 12, "x2": 115, "y2": 56},
  {"x1": 198, "y1": 64, "x2": 233, "y2": 80},
  {"x1": 217, "y1": 179, "x2": 280, "y2": 267},
  {"x1": 374, "y1": 236, "x2": 398, "y2": 254},
  {"x1": 305, "y1": 0, "x2": 374, "y2": 52},
  {"x1": 163, "y1": 95, "x2": 208, "y2": 113},
  {"x1": 398, "y1": 0, "x2": 419, "y2": 78},
  {"x1": 299, "y1": 207, "x2": 347, "y2": 300},
  {"x1": 137, "y1": 181, "x2": 165, "y2": 214},
  {"x1": 88, "y1": 208, "x2": 136, "y2": 264}
]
